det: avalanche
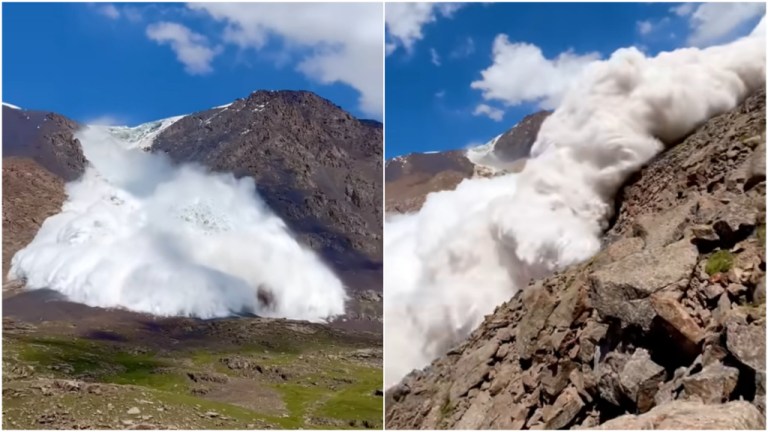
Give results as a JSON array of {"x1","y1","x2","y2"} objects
[
  {"x1": 9, "y1": 125, "x2": 348, "y2": 322},
  {"x1": 384, "y1": 25, "x2": 766, "y2": 388}
]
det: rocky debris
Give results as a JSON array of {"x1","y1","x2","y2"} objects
[
  {"x1": 385, "y1": 90, "x2": 766, "y2": 429},
  {"x1": 618, "y1": 349, "x2": 665, "y2": 413},
  {"x1": 593, "y1": 400, "x2": 765, "y2": 429},
  {"x1": 449, "y1": 340, "x2": 498, "y2": 401},
  {"x1": 590, "y1": 239, "x2": 698, "y2": 329},
  {"x1": 186, "y1": 371, "x2": 229, "y2": 384},
  {"x1": 726, "y1": 321, "x2": 766, "y2": 373},
  {"x1": 680, "y1": 362, "x2": 739, "y2": 403},
  {"x1": 544, "y1": 387, "x2": 584, "y2": 429}
]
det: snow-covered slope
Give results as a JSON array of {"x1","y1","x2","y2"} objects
[
  {"x1": 100, "y1": 115, "x2": 184, "y2": 150},
  {"x1": 3, "y1": 102, "x2": 22, "y2": 110}
]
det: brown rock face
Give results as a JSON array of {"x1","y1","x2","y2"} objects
[
  {"x1": 2, "y1": 158, "x2": 66, "y2": 287},
  {"x1": 2, "y1": 105, "x2": 86, "y2": 181},
  {"x1": 2, "y1": 106, "x2": 83, "y2": 289},
  {"x1": 385, "y1": 90, "x2": 766, "y2": 429},
  {"x1": 385, "y1": 150, "x2": 475, "y2": 214},
  {"x1": 151, "y1": 91, "x2": 383, "y2": 318},
  {"x1": 593, "y1": 400, "x2": 764, "y2": 429},
  {"x1": 485, "y1": 110, "x2": 551, "y2": 163}
]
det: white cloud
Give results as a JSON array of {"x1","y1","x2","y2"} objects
[
  {"x1": 637, "y1": 20, "x2": 654, "y2": 35},
  {"x1": 473, "y1": 104, "x2": 504, "y2": 121},
  {"x1": 188, "y1": 3, "x2": 383, "y2": 117},
  {"x1": 449, "y1": 36, "x2": 476, "y2": 59},
  {"x1": 430, "y1": 48, "x2": 441, "y2": 66},
  {"x1": 146, "y1": 22, "x2": 220, "y2": 75},
  {"x1": 671, "y1": 3, "x2": 695, "y2": 17},
  {"x1": 386, "y1": 3, "x2": 462, "y2": 54},
  {"x1": 123, "y1": 7, "x2": 143, "y2": 23},
  {"x1": 435, "y1": 90, "x2": 446, "y2": 98},
  {"x1": 98, "y1": 4, "x2": 120, "y2": 20},
  {"x1": 684, "y1": 3, "x2": 765, "y2": 46},
  {"x1": 471, "y1": 35, "x2": 600, "y2": 110}
]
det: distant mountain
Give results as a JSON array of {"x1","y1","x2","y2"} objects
[
  {"x1": 385, "y1": 150, "x2": 475, "y2": 214},
  {"x1": 385, "y1": 111, "x2": 550, "y2": 214}
]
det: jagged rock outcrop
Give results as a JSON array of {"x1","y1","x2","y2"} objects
[{"x1": 385, "y1": 90, "x2": 766, "y2": 429}]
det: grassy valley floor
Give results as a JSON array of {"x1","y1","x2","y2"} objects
[{"x1": 3, "y1": 293, "x2": 382, "y2": 430}]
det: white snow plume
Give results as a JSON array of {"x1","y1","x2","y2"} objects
[
  {"x1": 9, "y1": 127, "x2": 347, "y2": 321},
  {"x1": 385, "y1": 30, "x2": 765, "y2": 388}
]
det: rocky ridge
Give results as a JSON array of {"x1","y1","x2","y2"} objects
[
  {"x1": 385, "y1": 111, "x2": 549, "y2": 214},
  {"x1": 2, "y1": 105, "x2": 86, "y2": 181},
  {"x1": 385, "y1": 90, "x2": 766, "y2": 429}
]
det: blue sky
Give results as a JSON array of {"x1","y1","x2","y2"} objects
[
  {"x1": 385, "y1": 2, "x2": 765, "y2": 158},
  {"x1": 3, "y1": 3, "x2": 383, "y2": 125}
]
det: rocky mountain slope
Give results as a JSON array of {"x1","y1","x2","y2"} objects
[
  {"x1": 2, "y1": 104, "x2": 83, "y2": 288},
  {"x1": 385, "y1": 150, "x2": 475, "y2": 214},
  {"x1": 153, "y1": 92, "x2": 382, "y2": 266},
  {"x1": 385, "y1": 90, "x2": 766, "y2": 429},
  {"x1": 150, "y1": 91, "x2": 383, "y2": 320},
  {"x1": 385, "y1": 111, "x2": 548, "y2": 214},
  {"x1": 2, "y1": 158, "x2": 66, "y2": 287},
  {"x1": 2, "y1": 104, "x2": 86, "y2": 181}
]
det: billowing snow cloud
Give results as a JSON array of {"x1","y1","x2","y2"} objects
[{"x1": 679, "y1": 2, "x2": 765, "y2": 46}]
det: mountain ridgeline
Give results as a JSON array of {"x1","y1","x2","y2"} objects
[{"x1": 384, "y1": 110, "x2": 550, "y2": 214}]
